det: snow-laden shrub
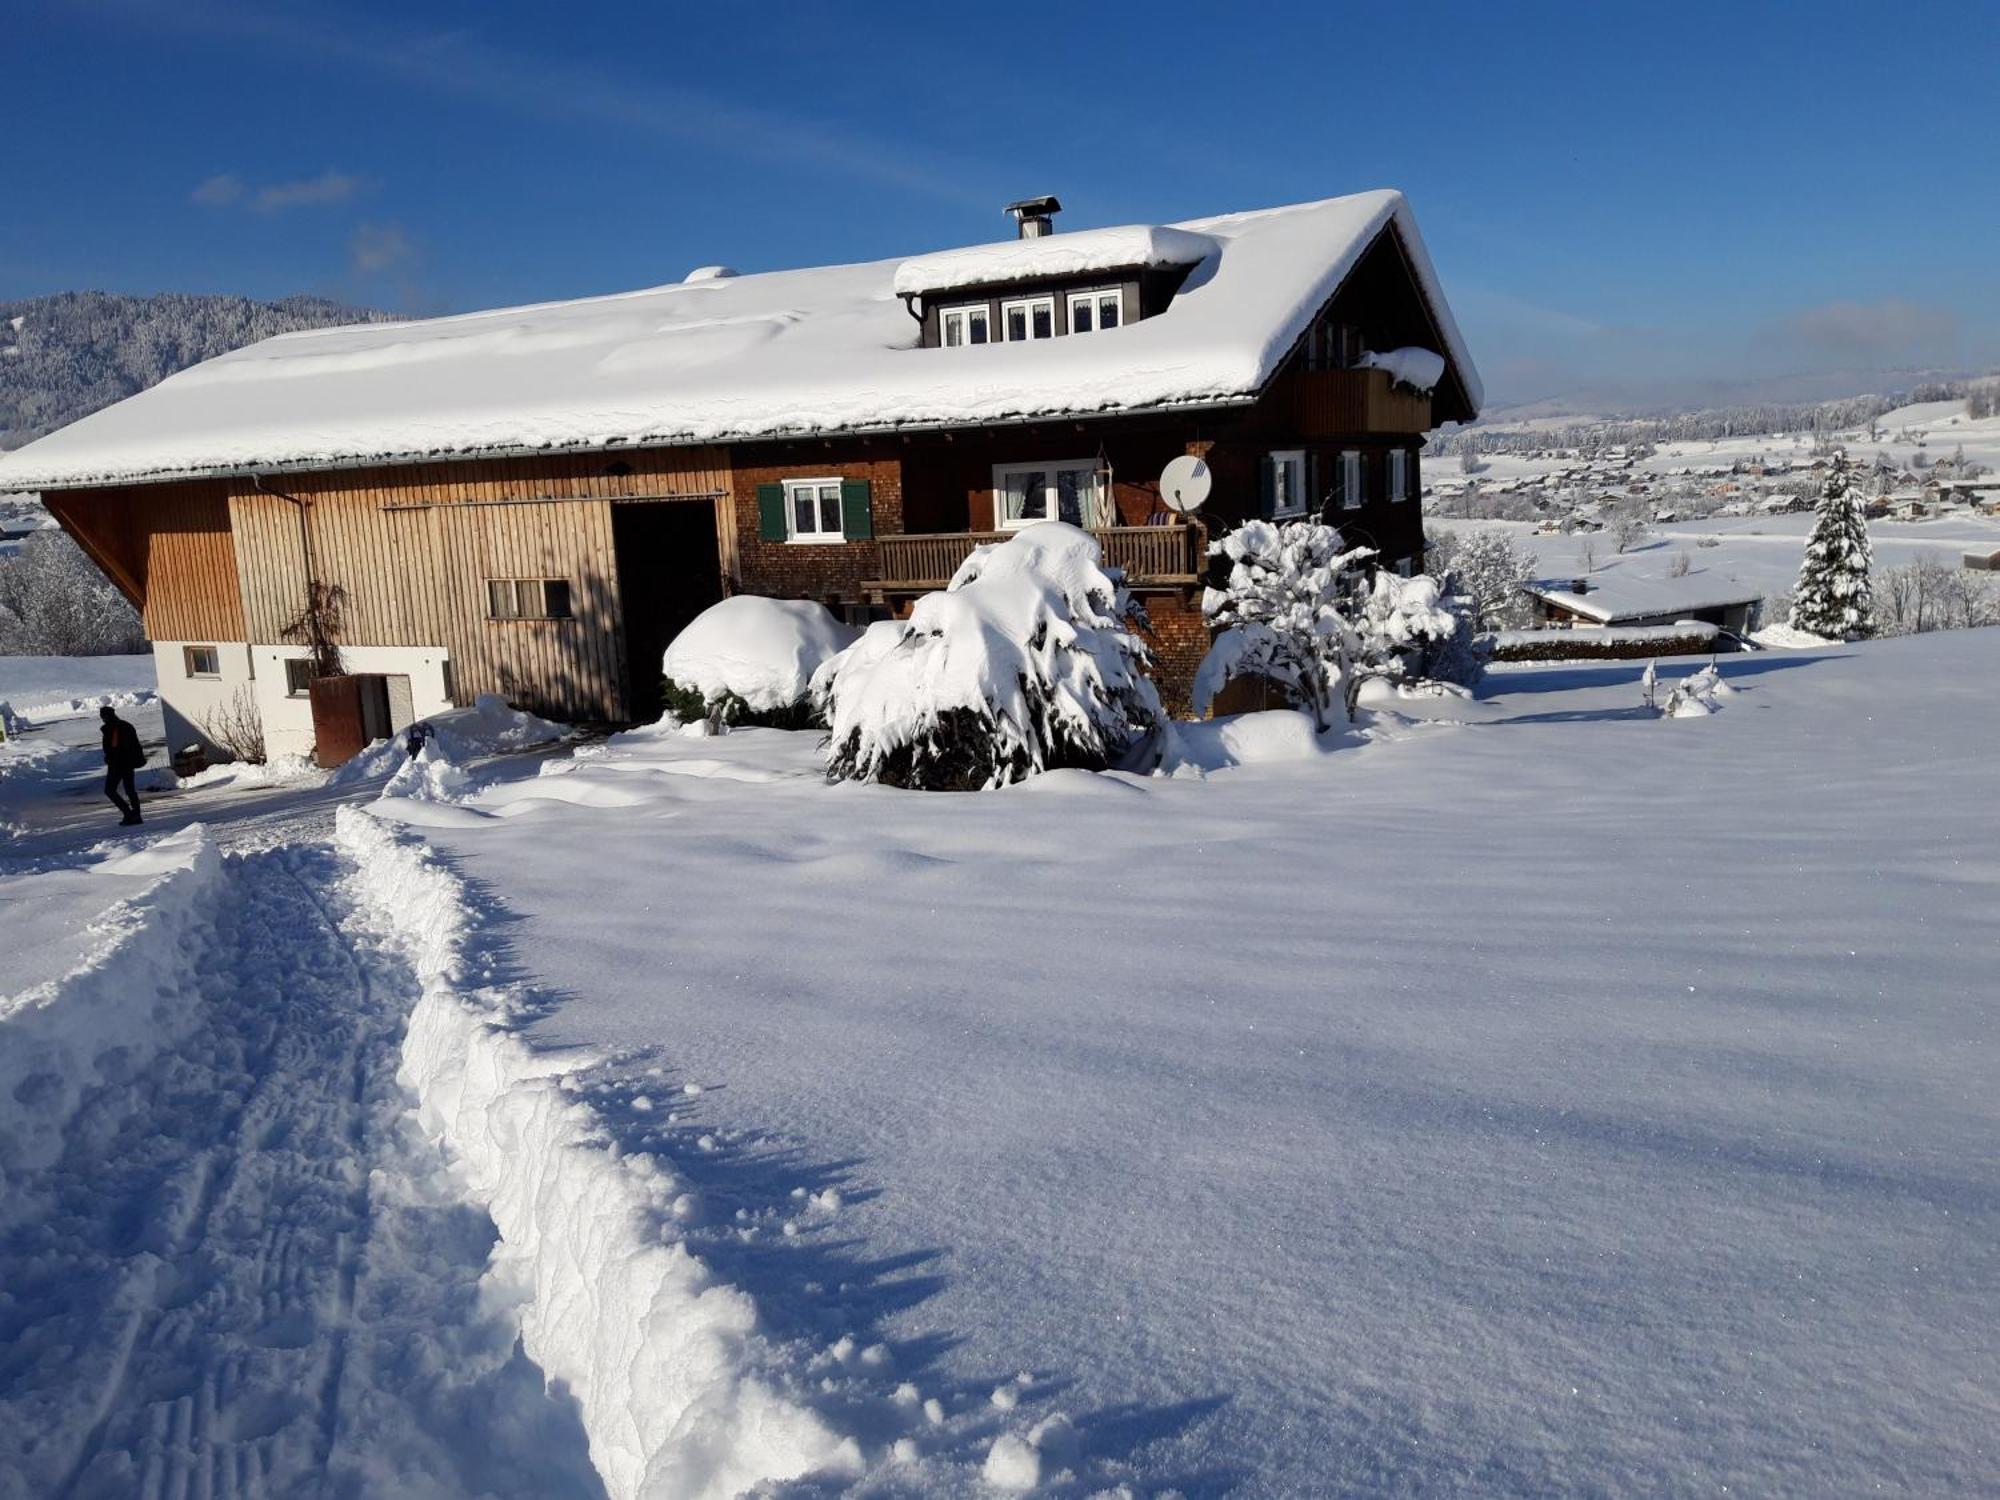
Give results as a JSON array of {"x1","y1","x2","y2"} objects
[
  {"x1": 1789, "y1": 453, "x2": 1873, "y2": 639},
  {"x1": 1661, "y1": 663, "x2": 1732, "y2": 718},
  {"x1": 661, "y1": 596, "x2": 858, "y2": 728},
  {"x1": 1198, "y1": 521, "x2": 1480, "y2": 723},
  {"x1": 1194, "y1": 519, "x2": 1374, "y2": 729},
  {"x1": 1355, "y1": 572, "x2": 1483, "y2": 692},
  {"x1": 812, "y1": 524, "x2": 1163, "y2": 790},
  {"x1": 1427, "y1": 527, "x2": 1538, "y2": 630}
]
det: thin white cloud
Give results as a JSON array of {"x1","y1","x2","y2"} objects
[
  {"x1": 253, "y1": 171, "x2": 370, "y2": 211},
  {"x1": 1772, "y1": 298, "x2": 1960, "y2": 363},
  {"x1": 191, "y1": 168, "x2": 372, "y2": 212},
  {"x1": 350, "y1": 222, "x2": 415, "y2": 273},
  {"x1": 190, "y1": 172, "x2": 245, "y2": 206},
  {"x1": 137, "y1": 0, "x2": 993, "y2": 209}
]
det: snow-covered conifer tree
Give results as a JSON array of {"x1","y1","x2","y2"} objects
[{"x1": 1789, "y1": 453, "x2": 1874, "y2": 640}]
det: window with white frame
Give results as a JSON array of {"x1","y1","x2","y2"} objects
[
  {"x1": 1266, "y1": 450, "x2": 1307, "y2": 518},
  {"x1": 1000, "y1": 295, "x2": 1055, "y2": 342},
  {"x1": 183, "y1": 644, "x2": 220, "y2": 678},
  {"x1": 1389, "y1": 449, "x2": 1409, "y2": 503},
  {"x1": 940, "y1": 304, "x2": 990, "y2": 347},
  {"x1": 1066, "y1": 288, "x2": 1121, "y2": 334},
  {"x1": 1340, "y1": 450, "x2": 1364, "y2": 509},
  {"x1": 993, "y1": 459, "x2": 1106, "y2": 529},
  {"x1": 784, "y1": 477, "x2": 846, "y2": 542}
]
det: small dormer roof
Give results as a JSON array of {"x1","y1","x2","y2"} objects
[{"x1": 891, "y1": 225, "x2": 1217, "y2": 299}]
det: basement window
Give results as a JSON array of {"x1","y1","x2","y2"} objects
[
  {"x1": 940, "y1": 304, "x2": 991, "y2": 347},
  {"x1": 486, "y1": 578, "x2": 574, "y2": 620},
  {"x1": 285, "y1": 659, "x2": 314, "y2": 697},
  {"x1": 183, "y1": 644, "x2": 221, "y2": 678}
]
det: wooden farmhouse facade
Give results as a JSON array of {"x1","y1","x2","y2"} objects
[{"x1": 0, "y1": 190, "x2": 1482, "y2": 762}]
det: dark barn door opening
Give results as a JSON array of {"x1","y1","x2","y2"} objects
[{"x1": 612, "y1": 499, "x2": 723, "y2": 722}]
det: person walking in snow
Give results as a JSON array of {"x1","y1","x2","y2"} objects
[{"x1": 99, "y1": 705, "x2": 147, "y2": 826}]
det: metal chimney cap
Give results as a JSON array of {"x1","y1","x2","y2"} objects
[{"x1": 1005, "y1": 195, "x2": 1063, "y2": 218}]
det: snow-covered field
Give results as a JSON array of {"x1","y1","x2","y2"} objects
[
  {"x1": 1436, "y1": 509, "x2": 2000, "y2": 625},
  {"x1": 3, "y1": 633, "x2": 1996, "y2": 1496}
]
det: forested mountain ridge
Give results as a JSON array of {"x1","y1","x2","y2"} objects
[{"x1": 0, "y1": 290, "x2": 392, "y2": 449}]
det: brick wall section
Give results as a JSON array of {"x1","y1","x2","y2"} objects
[
  {"x1": 1135, "y1": 589, "x2": 1210, "y2": 717},
  {"x1": 729, "y1": 445, "x2": 904, "y2": 608}
]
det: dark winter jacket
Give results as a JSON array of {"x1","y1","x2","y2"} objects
[{"x1": 101, "y1": 716, "x2": 146, "y2": 771}]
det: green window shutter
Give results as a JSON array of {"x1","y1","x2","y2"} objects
[
  {"x1": 756, "y1": 482, "x2": 787, "y2": 541},
  {"x1": 840, "y1": 478, "x2": 874, "y2": 540}
]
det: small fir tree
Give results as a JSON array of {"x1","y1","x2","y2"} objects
[{"x1": 1789, "y1": 453, "x2": 1873, "y2": 640}]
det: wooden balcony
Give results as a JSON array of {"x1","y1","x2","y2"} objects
[
  {"x1": 869, "y1": 524, "x2": 1204, "y2": 594},
  {"x1": 1272, "y1": 367, "x2": 1433, "y2": 436}
]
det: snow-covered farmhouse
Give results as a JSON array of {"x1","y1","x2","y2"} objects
[{"x1": 0, "y1": 189, "x2": 1480, "y2": 762}]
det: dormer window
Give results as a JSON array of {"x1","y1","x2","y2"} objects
[
  {"x1": 1000, "y1": 295, "x2": 1055, "y2": 342},
  {"x1": 941, "y1": 305, "x2": 991, "y2": 346},
  {"x1": 1067, "y1": 289, "x2": 1121, "y2": 333}
]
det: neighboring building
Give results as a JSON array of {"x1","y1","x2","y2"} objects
[
  {"x1": 1522, "y1": 572, "x2": 1762, "y2": 634},
  {"x1": 0, "y1": 189, "x2": 1481, "y2": 761}
]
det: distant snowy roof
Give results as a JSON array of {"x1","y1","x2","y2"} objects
[
  {"x1": 890, "y1": 225, "x2": 1217, "y2": 297},
  {"x1": 0, "y1": 190, "x2": 1483, "y2": 491},
  {"x1": 1523, "y1": 570, "x2": 1763, "y2": 624}
]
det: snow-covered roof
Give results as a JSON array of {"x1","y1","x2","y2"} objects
[
  {"x1": 0, "y1": 189, "x2": 1483, "y2": 491},
  {"x1": 890, "y1": 225, "x2": 1217, "y2": 298},
  {"x1": 1523, "y1": 571, "x2": 1763, "y2": 624}
]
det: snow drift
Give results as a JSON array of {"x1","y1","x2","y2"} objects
[
  {"x1": 334, "y1": 807, "x2": 860, "y2": 1499},
  {"x1": 0, "y1": 826, "x2": 224, "y2": 1195}
]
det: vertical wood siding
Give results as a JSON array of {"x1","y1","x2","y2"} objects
[
  {"x1": 221, "y1": 448, "x2": 730, "y2": 720},
  {"x1": 45, "y1": 482, "x2": 245, "y2": 641}
]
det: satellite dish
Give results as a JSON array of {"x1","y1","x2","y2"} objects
[{"x1": 1159, "y1": 455, "x2": 1212, "y2": 513}]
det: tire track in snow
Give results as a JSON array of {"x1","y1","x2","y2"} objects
[{"x1": 0, "y1": 840, "x2": 604, "y2": 1500}]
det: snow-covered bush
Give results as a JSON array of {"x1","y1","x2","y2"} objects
[
  {"x1": 1427, "y1": 527, "x2": 1538, "y2": 630},
  {"x1": 661, "y1": 596, "x2": 858, "y2": 728},
  {"x1": 0, "y1": 530, "x2": 146, "y2": 656},
  {"x1": 1194, "y1": 519, "x2": 1373, "y2": 729},
  {"x1": 1661, "y1": 663, "x2": 1732, "y2": 718},
  {"x1": 1789, "y1": 454, "x2": 1873, "y2": 640},
  {"x1": 812, "y1": 524, "x2": 1162, "y2": 790},
  {"x1": 1354, "y1": 572, "x2": 1483, "y2": 691}
]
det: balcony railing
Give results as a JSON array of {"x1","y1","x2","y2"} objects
[{"x1": 871, "y1": 524, "x2": 1204, "y2": 593}]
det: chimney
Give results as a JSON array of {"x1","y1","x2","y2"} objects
[
  {"x1": 1005, "y1": 195, "x2": 1062, "y2": 239},
  {"x1": 1571, "y1": 578, "x2": 1592, "y2": 594}
]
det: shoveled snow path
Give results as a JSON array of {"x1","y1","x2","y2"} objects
[{"x1": 0, "y1": 841, "x2": 603, "y2": 1500}]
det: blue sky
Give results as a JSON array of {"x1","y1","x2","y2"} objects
[{"x1": 11, "y1": 0, "x2": 1998, "y2": 412}]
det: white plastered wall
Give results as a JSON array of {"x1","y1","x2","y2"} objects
[
  {"x1": 250, "y1": 643, "x2": 454, "y2": 760},
  {"x1": 152, "y1": 639, "x2": 257, "y2": 761}
]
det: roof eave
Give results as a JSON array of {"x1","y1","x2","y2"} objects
[{"x1": 8, "y1": 391, "x2": 1263, "y2": 493}]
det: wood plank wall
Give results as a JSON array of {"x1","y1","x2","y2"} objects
[
  {"x1": 44, "y1": 482, "x2": 246, "y2": 641},
  {"x1": 45, "y1": 447, "x2": 730, "y2": 723},
  {"x1": 225, "y1": 448, "x2": 732, "y2": 721}
]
